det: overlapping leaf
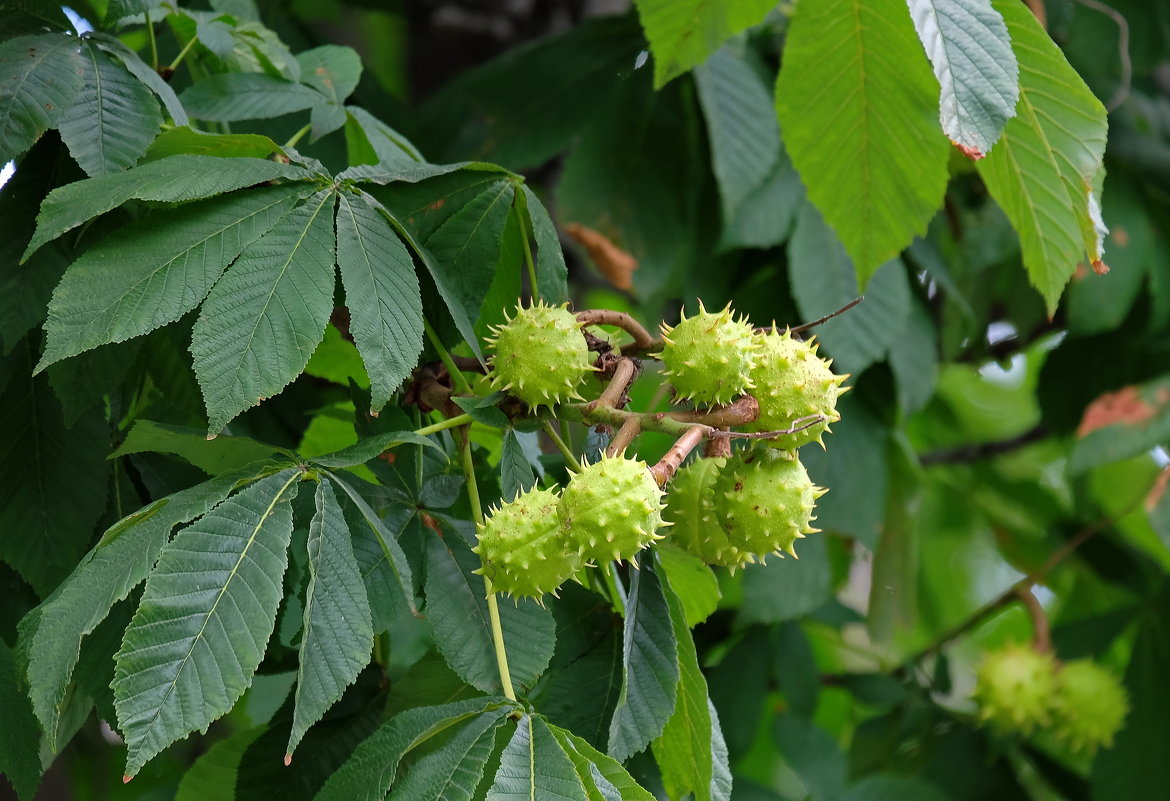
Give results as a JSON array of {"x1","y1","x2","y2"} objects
[
  {"x1": 57, "y1": 39, "x2": 161, "y2": 176},
  {"x1": 633, "y1": 0, "x2": 776, "y2": 88},
  {"x1": 191, "y1": 190, "x2": 337, "y2": 433},
  {"x1": 385, "y1": 710, "x2": 505, "y2": 801},
  {"x1": 38, "y1": 184, "x2": 308, "y2": 370},
  {"x1": 0, "y1": 33, "x2": 84, "y2": 162},
  {"x1": 113, "y1": 470, "x2": 300, "y2": 777},
  {"x1": 552, "y1": 725, "x2": 655, "y2": 801},
  {"x1": 90, "y1": 33, "x2": 189, "y2": 127},
  {"x1": 180, "y1": 73, "x2": 324, "y2": 121},
  {"x1": 488, "y1": 715, "x2": 587, "y2": 801},
  {"x1": 975, "y1": 0, "x2": 1108, "y2": 313},
  {"x1": 517, "y1": 186, "x2": 569, "y2": 302},
  {"x1": 907, "y1": 0, "x2": 1018, "y2": 156},
  {"x1": 776, "y1": 0, "x2": 949, "y2": 284}
]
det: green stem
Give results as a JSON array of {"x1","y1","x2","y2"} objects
[
  {"x1": 145, "y1": 10, "x2": 159, "y2": 71},
  {"x1": 520, "y1": 217, "x2": 540, "y2": 302},
  {"x1": 166, "y1": 34, "x2": 199, "y2": 73},
  {"x1": 283, "y1": 123, "x2": 312, "y2": 150},
  {"x1": 542, "y1": 420, "x2": 581, "y2": 472},
  {"x1": 424, "y1": 319, "x2": 474, "y2": 395},
  {"x1": 603, "y1": 562, "x2": 626, "y2": 616},
  {"x1": 414, "y1": 413, "x2": 474, "y2": 437},
  {"x1": 461, "y1": 432, "x2": 517, "y2": 701}
]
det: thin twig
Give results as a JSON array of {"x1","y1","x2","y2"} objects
[
  {"x1": 919, "y1": 424, "x2": 1049, "y2": 466},
  {"x1": 606, "y1": 418, "x2": 642, "y2": 458},
  {"x1": 593, "y1": 357, "x2": 638, "y2": 409},
  {"x1": 1016, "y1": 587, "x2": 1052, "y2": 653},
  {"x1": 651, "y1": 427, "x2": 707, "y2": 486},
  {"x1": 542, "y1": 420, "x2": 582, "y2": 472},
  {"x1": 1072, "y1": 0, "x2": 1132, "y2": 111},
  {"x1": 788, "y1": 297, "x2": 864, "y2": 334},
  {"x1": 575, "y1": 310, "x2": 656, "y2": 352}
]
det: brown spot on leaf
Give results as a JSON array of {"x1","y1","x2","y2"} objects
[
  {"x1": 565, "y1": 223, "x2": 636, "y2": 291},
  {"x1": 1077, "y1": 385, "x2": 1158, "y2": 436},
  {"x1": 951, "y1": 140, "x2": 985, "y2": 160},
  {"x1": 420, "y1": 512, "x2": 442, "y2": 535},
  {"x1": 44, "y1": 103, "x2": 52, "y2": 110},
  {"x1": 378, "y1": 452, "x2": 396, "y2": 464},
  {"x1": 426, "y1": 198, "x2": 445, "y2": 212},
  {"x1": 1146, "y1": 467, "x2": 1170, "y2": 512},
  {"x1": 1110, "y1": 226, "x2": 1129, "y2": 248}
]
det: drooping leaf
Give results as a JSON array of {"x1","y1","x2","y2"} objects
[
  {"x1": 89, "y1": 33, "x2": 189, "y2": 127},
  {"x1": 0, "y1": 638, "x2": 42, "y2": 801},
  {"x1": 18, "y1": 464, "x2": 270, "y2": 751},
  {"x1": 25, "y1": 155, "x2": 310, "y2": 258},
  {"x1": 551, "y1": 724, "x2": 655, "y2": 801},
  {"x1": 313, "y1": 697, "x2": 512, "y2": 801},
  {"x1": 776, "y1": 0, "x2": 949, "y2": 283},
  {"x1": 336, "y1": 191, "x2": 424, "y2": 412},
  {"x1": 180, "y1": 72, "x2": 325, "y2": 121},
  {"x1": 788, "y1": 202, "x2": 912, "y2": 375},
  {"x1": 0, "y1": 340, "x2": 108, "y2": 595},
  {"x1": 487, "y1": 715, "x2": 588, "y2": 801},
  {"x1": 608, "y1": 557, "x2": 679, "y2": 762},
  {"x1": 191, "y1": 190, "x2": 337, "y2": 433},
  {"x1": 517, "y1": 186, "x2": 569, "y2": 303},
  {"x1": 975, "y1": 0, "x2": 1108, "y2": 314},
  {"x1": 112, "y1": 420, "x2": 283, "y2": 475},
  {"x1": 328, "y1": 473, "x2": 417, "y2": 616},
  {"x1": 500, "y1": 428, "x2": 537, "y2": 503},
  {"x1": 906, "y1": 0, "x2": 1018, "y2": 156},
  {"x1": 424, "y1": 531, "x2": 555, "y2": 694},
  {"x1": 694, "y1": 46, "x2": 780, "y2": 237},
  {"x1": 0, "y1": 33, "x2": 85, "y2": 162},
  {"x1": 314, "y1": 430, "x2": 443, "y2": 470},
  {"x1": 38, "y1": 184, "x2": 308, "y2": 369},
  {"x1": 344, "y1": 106, "x2": 423, "y2": 168},
  {"x1": 633, "y1": 0, "x2": 776, "y2": 88},
  {"x1": 651, "y1": 580, "x2": 717, "y2": 801},
  {"x1": 287, "y1": 481, "x2": 374, "y2": 758},
  {"x1": 142, "y1": 127, "x2": 281, "y2": 161},
  {"x1": 113, "y1": 470, "x2": 301, "y2": 778},
  {"x1": 56, "y1": 39, "x2": 161, "y2": 176},
  {"x1": 385, "y1": 709, "x2": 506, "y2": 801}
]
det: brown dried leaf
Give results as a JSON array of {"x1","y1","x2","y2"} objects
[{"x1": 565, "y1": 222, "x2": 637, "y2": 290}]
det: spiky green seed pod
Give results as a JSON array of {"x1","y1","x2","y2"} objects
[
  {"x1": 473, "y1": 486, "x2": 580, "y2": 600},
  {"x1": 746, "y1": 328, "x2": 848, "y2": 451},
  {"x1": 973, "y1": 644, "x2": 1059, "y2": 734},
  {"x1": 1051, "y1": 660, "x2": 1129, "y2": 753},
  {"x1": 664, "y1": 457, "x2": 753, "y2": 569},
  {"x1": 713, "y1": 448, "x2": 822, "y2": 560},
  {"x1": 656, "y1": 302, "x2": 759, "y2": 406},
  {"x1": 558, "y1": 456, "x2": 667, "y2": 564},
  {"x1": 487, "y1": 302, "x2": 595, "y2": 409}
]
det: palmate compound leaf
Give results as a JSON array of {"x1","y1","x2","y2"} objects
[
  {"x1": 0, "y1": 33, "x2": 85, "y2": 163},
  {"x1": 24, "y1": 154, "x2": 312, "y2": 259},
  {"x1": 286, "y1": 480, "x2": 374, "y2": 759},
  {"x1": 313, "y1": 697, "x2": 513, "y2": 801},
  {"x1": 191, "y1": 190, "x2": 337, "y2": 434},
  {"x1": 89, "y1": 33, "x2": 189, "y2": 128},
  {"x1": 17, "y1": 464, "x2": 274, "y2": 751},
  {"x1": 775, "y1": 0, "x2": 950, "y2": 285},
  {"x1": 336, "y1": 191, "x2": 424, "y2": 414},
  {"x1": 487, "y1": 715, "x2": 588, "y2": 801},
  {"x1": 56, "y1": 38, "x2": 162, "y2": 177},
  {"x1": 907, "y1": 0, "x2": 1018, "y2": 157},
  {"x1": 975, "y1": 0, "x2": 1108, "y2": 314},
  {"x1": 113, "y1": 469, "x2": 302, "y2": 778},
  {"x1": 552, "y1": 723, "x2": 655, "y2": 801},
  {"x1": 384, "y1": 708, "x2": 505, "y2": 801},
  {"x1": 37, "y1": 184, "x2": 311, "y2": 371}
]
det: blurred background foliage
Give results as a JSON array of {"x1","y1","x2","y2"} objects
[{"x1": 3, "y1": 0, "x2": 1170, "y2": 799}]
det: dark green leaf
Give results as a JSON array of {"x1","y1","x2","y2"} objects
[
  {"x1": 329, "y1": 473, "x2": 417, "y2": 616},
  {"x1": 297, "y1": 45, "x2": 361, "y2": 106},
  {"x1": 634, "y1": 0, "x2": 775, "y2": 88},
  {"x1": 57, "y1": 40, "x2": 161, "y2": 176},
  {"x1": 552, "y1": 723, "x2": 655, "y2": 801},
  {"x1": 18, "y1": 464, "x2": 270, "y2": 750},
  {"x1": 424, "y1": 531, "x2": 555, "y2": 694},
  {"x1": 314, "y1": 430, "x2": 442, "y2": 469},
  {"x1": 0, "y1": 33, "x2": 84, "y2": 162},
  {"x1": 888, "y1": 296, "x2": 939, "y2": 414},
  {"x1": 386, "y1": 709, "x2": 505, "y2": 801},
  {"x1": 776, "y1": 0, "x2": 949, "y2": 282},
  {"x1": 46, "y1": 338, "x2": 140, "y2": 424},
  {"x1": 841, "y1": 775, "x2": 952, "y2": 801},
  {"x1": 1068, "y1": 375, "x2": 1170, "y2": 473},
  {"x1": 112, "y1": 420, "x2": 282, "y2": 475},
  {"x1": 773, "y1": 715, "x2": 847, "y2": 801},
  {"x1": 113, "y1": 470, "x2": 302, "y2": 777},
  {"x1": 344, "y1": 106, "x2": 423, "y2": 168},
  {"x1": 89, "y1": 33, "x2": 189, "y2": 127},
  {"x1": 105, "y1": 0, "x2": 164, "y2": 22},
  {"x1": 142, "y1": 127, "x2": 281, "y2": 161},
  {"x1": 738, "y1": 534, "x2": 832, "y2": 624},
  {"x1": 175, "y1": 726, "x2": 265, "y2": 801},
  {"x1": 452, "y1": 394, "x2": 510, "y2": 428},
  {"x1": 25, "y1": 155, "x2": 310, "y2": 259},
  {"x1": 500, "y1": 428, "x2": 537, "y2": 502},
  {"x1": 288, "y1": 481, "x2": 374, "y2": 758},
  {"x1": 0, "y1": 638, "x2": 42, "y2": 801},
  {"x1": 488, "y1": 715, "x2": 588, "y2": 801},
  {"x1": 180, "y1": 73, "x2": 324, "y2": 121},
  {"x1": 608, "y1": 556, "x2": 679, "y2": 762},
  {"x1": 517, "y1": 186, "x2": 568, "y2": 303},
  {"x1": 773, "y1": 622, "x2": 820, "y2": 719},
  {"x1": 337, "y1": 191, "x2": 424, "y2": 412},
  {"x1": 707, "y1": 627, "x2": 771, "y2": 761},
  {"x1": 39, "y1": 184, "x2": 308, "y2": 369},
  {"x1": 191, "y1": 190, "x2": 337, "y2": 433}
]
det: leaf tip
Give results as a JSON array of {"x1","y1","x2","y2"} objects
[
  {"x1": 123, "y1": 775, "x2": 133, "y2": 784},
  {"x1": 283, "y1": 753, "x2": 293, "y2": 766},
  {"x1": 1092, "y1": 259, "x2": 1110, "y2": 275},
  {"x1": 951, "y1": 141, "x2": 985, "y2": 161}
]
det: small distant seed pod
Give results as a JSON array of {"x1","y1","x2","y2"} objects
[
  {"x1": 747, "y1": 327, "x2": 848, "y2": 451},
  {"x1": 713, "y1": 448, "x2": 823, "y2": 560},
  {"x1": 655, "y1": 301, "x2": 759, "y2": 406},
  {"x1": 973, "y1": 644, "x2": 1059, "y2": 734},
  {"x1": 1051, "y1": 660, "x2": 1129, "y2": 753},
  {"x1": 473, "y1": 486, "x2": 580, "y2": 600},
  {"x1": 558, "y1": 455, "x2": 667, "y2": 564},
  {"x1": 486, "y1": 302, "x2": 595, "y2": 409},
  {"x1": 663, "y1": 457, "x2": 753, "y2": 569}
]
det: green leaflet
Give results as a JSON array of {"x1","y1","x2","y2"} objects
[
  {"x1": 90, "y1": 33, "x2": 189, "y2": 127},
  {"x1": 313, "y1": 430, "x2": 442, "y2": 469},
  {"x1": 487, "y1": 715, "x2": 588, "y2": 801},
  {"x1": 38, "y1": 184, "x2": 309, "y2": 370},
  {"x1": 111, "y1": 420, "x2": 284, "y2": 475},
  {"x1": 499, "y1": 428, "x2": 537, "y2": 503},
  {"x1": 607, "y1": 556, "x2": 679, "y2": 763},
  {"x1": 113, "y1": 470, "x2": 302, "y2": 777},
  {"x1": 633, "y1": 0, "x2": 776, "y2": 88},
  {"x1": 656, "y1": 544, "x2": 720, "y2": 628},
  {"x1": 906, "y1": 0, "x2": 1018, "y2": 156},
  {"x1": 1068, "y1": 375, "x2": 1170, "y2": 474},
  {"x1": 180, "y1": 72, "x2": 324, "y2": 121},
  {"x1": 142, "y1": 127, "x2": 281, "y2": 161},
  {"x1": 57, "y1": 39, "x2": 161, "y2": 177},
  {"x1": 191, "y1": 189, "x2": 337, "y2": 434},
  {"x1": 287, "y1": 481, "x2": 374, "y2": 758},
  {"x1": 18, "y1": 463, "x2": 273, "y2": 751},
  {"x1": 344, "y1": 106, "x2": 424, "y2": 167},
  {"x1": 313, "y1": 697, "x2": 513, "y2": 801},
  {"x1": 551, "y1": 724, "x2": 655, "y2": 801},
  {"x1": 516, "y1": 186, "x2": 569, "y2": 304},
  {"x1": 424, "y1": 531, "x2": 555, "y2": 694},
  {"x1": 336, "y1": 191, "x2": 424, "y2": 413},
  {"x1": 0, "y1": 33, "x2": 84, "y2": 162},
  {"x1": 175, "y1": 725, "x2": 265, "y2": 801},
  {"x1": 297, "y1": 45, "x2": 361, "y2": 138},
  {"x1": 776, "y1": 0, "x2": 949, "y2": 284},
  {"x1": 0, "y1": 638, "x2": 42, "y2": 801},
  {"x1": 773, "y1": 715, "x2": 848, "y2": 801},
  {"x1": 24, "y1": 154, "x2": 311, "y2": 259},
  {"x1": 385, "y1": 709, "x2": 505, "y2": 801},
  {"x1": 975, "y1": 0, "x2": 1108, "y2": 314}
]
